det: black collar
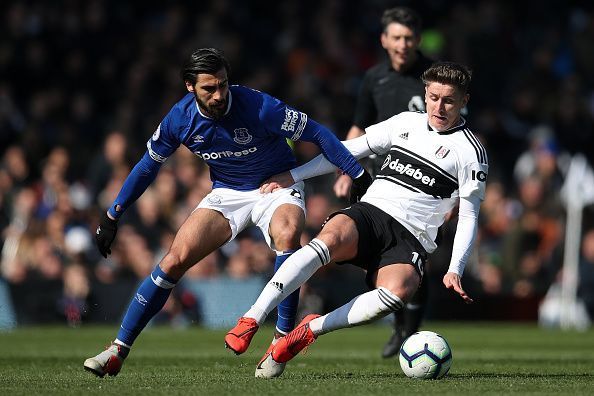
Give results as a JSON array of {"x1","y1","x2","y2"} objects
[
  {"x1": 382, "y1": 51, "x2": 431, "y2": 76},
  {"x1": 427, "y1": 116, "x2": 467, "y2": 135}
]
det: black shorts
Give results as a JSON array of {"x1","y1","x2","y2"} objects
[{"x1": 327, "y1": 202, "x2": 428, "y2": 288}]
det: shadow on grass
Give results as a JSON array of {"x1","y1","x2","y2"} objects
[
  {"x1": 293, "y1": 372, "x2": 594, "y2": 381},
  {"x1": 449, "y1": 373, "x2": 594, "y2": 379}
]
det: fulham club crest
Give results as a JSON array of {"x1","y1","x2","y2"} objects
[
  {"x1": 435, "y1": 146, "x2": 450, "y2": 159},
  {"x1": 233, "y1": 128, "x2": 252, "y2": 144}
]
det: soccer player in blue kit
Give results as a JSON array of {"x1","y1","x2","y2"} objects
[{"x1": 83, "y1": 48, "x2": 371, "y2": 378}]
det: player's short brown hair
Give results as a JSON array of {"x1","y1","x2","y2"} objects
[{"x1": 422, "y1": 62, "x2": 472, "y2": 94}]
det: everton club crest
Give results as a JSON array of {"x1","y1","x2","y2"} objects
[
  {"x1": 233, "y1": 128, "x2": 252, "y2": 144},
  {"x1": 435, "y1": 145, "x2": 450, "y2": 159}
]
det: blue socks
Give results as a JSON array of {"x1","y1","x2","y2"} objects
[
  {"x1": 274, "y1": 249, "x2": 300, "y2": 334},
  {"x1": 114, "y1": 252, "x2": 300, "y2": 346},
  {"x1": 115, "y1": 266, "x2": 176, "y2": 347}
]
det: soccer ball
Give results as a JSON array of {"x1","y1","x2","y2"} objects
[{"x1": 399, "y1": 330, "x2": 452, "y2": 379}]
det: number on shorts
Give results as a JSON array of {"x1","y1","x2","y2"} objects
[{"x1": 411, "y1": 252, "x2": 424, "y2": 277}]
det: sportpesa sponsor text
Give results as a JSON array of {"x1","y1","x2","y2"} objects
[{"x1": 194, "y1": 147, "x2": 258, "y2": 160}]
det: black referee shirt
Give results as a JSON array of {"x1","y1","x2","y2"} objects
[{"x1": 353, "y1": 52, "x2": 433, "y2": 129}]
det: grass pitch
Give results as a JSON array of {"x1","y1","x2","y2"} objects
[{"x1": 1, "y1": 322, "x2": 593, "y2": 395}]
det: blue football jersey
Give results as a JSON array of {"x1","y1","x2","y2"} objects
[
  {"x1": 107, "y1": 85, "x2": 362, "y2": 218},
  {"x1": 147, "y1": 85, "x2": 347, "y2": 190}
]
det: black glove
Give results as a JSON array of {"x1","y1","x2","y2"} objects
[
  {"x1": 349, "y1": 169, "x2": 373, "y2": 204},
  {"x1": 96, "y1": 212, "x2": 118, "y2": 258}
]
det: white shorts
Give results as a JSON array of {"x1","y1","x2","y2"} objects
[{"x1": 196, "y1": 182, "x2": 306, "y2": 251}]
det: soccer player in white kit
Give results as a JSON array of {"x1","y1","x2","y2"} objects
[{"x1": 225, "y1": 61, "x2": 488, "y2": 377}]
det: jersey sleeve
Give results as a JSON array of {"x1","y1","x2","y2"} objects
[
  {"x1": 447, "y1": 194, "x2": 481, "y2": 276},
  {"x1": 456, "y1": 129, "x2": 489, "y2": 199},
  {"x1": 457, "y1": 159, "x2": 489, "y2": 200},
  {"x1": 108, "y1": 152, "x2": 162, "y2": 219},
  {"x1": 363, "y1": 114, "x2": 405, "y2": 156},
  {"x1": 259, "y1": 93, "x2": 309, "y2": 141},
  {"x1": 145, "y1": 109, "x2": 184, "y2": 164},
  {"x1": 260, "y1": 93, "x2": 363, "y2": 179},
  {"x1": 108, "y1": 107, "x2": 185, "y2": 219},
  {"x1": 290, "y1": 136, "x2": 372, "y2": 182}
]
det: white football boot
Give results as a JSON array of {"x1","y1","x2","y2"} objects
[
  {"x1": 83, "y1": 343, "x2": 127, "y2": 377},
  {"x1": 255, "y1": 337, "x2": 286, "y2": 378}
]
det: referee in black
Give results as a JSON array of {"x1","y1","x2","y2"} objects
[{"x1": 333, "y1": 6, "x2": 434, "y2": 359}]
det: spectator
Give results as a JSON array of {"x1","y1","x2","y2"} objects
[{"x1": 1, "y1": 1, "x2": 594, "y2": 328}]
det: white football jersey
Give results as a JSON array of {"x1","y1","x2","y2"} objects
[{"x1": 361, "y1": 111, "x2": 488, "y2": 253}]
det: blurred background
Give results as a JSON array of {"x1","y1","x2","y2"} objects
[{"x1": 1, "y1": 0, "x2": 594, "y2": 330}]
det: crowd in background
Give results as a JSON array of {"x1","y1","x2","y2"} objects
[{"x1": 2, "y1": 0, "x2": 594, "y2": 326}]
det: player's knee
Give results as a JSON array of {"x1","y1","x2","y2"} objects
[
  {"x1": 271, "y1": 222, "x2": 302, "y2": 250},
  {"x1": 317, "y1": 215, "x2": 357, "y2": 253},
  {"x1": 159, "y1": 250, "x2": 190, "y2": 279},
  {"x1": 317, "y1": 227, "x2": 355, "y2": 260},
  {"x1": 375, "y1": 265, "x2": 421, "y2": 302},
  {"x1": 377, "y1": 287, "x2": 405, "y2": 313},
  {"x1": 317, "y1": 227, "x2": 341, "y2": 249},
  {"x1": 377, "y1": 281, "x2": 417, "y2": 304}
]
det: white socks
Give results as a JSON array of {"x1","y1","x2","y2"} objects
[
  {"x1": 245, "y1": 239, "x2": 331, "y2": 324},
  {"x1": 243, "y1": 237, "x2": 405, "y2": 340},
  {"x1": 309, "y1": 287, "x2": 403, "y2": 336}
]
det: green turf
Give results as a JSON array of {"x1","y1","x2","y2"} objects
[{"x1": 1, "y1": 322, "x2": 593, "y2": 395}]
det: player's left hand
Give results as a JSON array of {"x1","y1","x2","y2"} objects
[
  {"x1": 96, "y1": 212, "x2": 118, "y2": 258},
  {"x1": 260, "y1": 171, "x2": 295, "y2": 194},
  {"x1": 443, "y1": 272, "x2": 473, "y2": 304}
]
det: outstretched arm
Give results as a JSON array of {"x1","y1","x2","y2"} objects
[
  {"x1": 298, "y1": 119, "x2": 365, "y2": 179},
  {"x1": 260, "y1": 136, "x2": 372, "y2": 193},
  {"x1": 96, "y1": 152, "x2": 162, "y2": 257},
  {"x1": 442, "y1": 194, "x2": 481, "y2": 303},
  {"x1": 106, "y1": 152, "x2": 162, "y2": 219},
  {"x1": 292, "y1": 135, "x2": 372, "y2": 182},
  {"x1": 290, "y1": 113, "x2": 394, "y2": 183}
]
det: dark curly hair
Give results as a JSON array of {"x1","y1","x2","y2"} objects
[{"x1": 181, "y1": 48, "x2": 230, "y2": 84}]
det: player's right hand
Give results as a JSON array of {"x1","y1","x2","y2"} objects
[
  {"x1": 96, "y1": 212, "x2": 118, "y2": 258},
  {"x1": 333, "y1": 174, "x2": 352, "y2": 198},
  {"x1": 260, "y1": 171, "x2": 295, "y2": 194}
]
